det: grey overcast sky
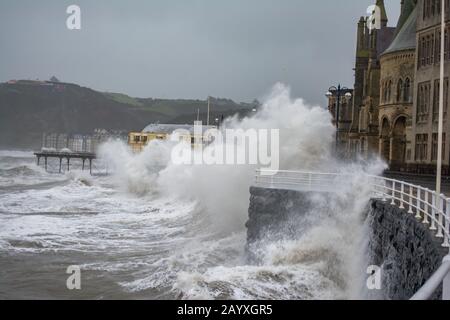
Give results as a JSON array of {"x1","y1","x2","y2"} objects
[{"x1": 0, "y1": 0, "x2": 400, "y2": 105}]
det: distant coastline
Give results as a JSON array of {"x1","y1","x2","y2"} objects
[{"x1": 0, "y1": 80, "x2": 258, "y2": 149}]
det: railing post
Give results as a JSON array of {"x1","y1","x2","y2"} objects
[
  {"x1": 391, "y1": 181, "x2": 396, "y2": 206},
  {"x1": 424, "y1": 190, "x2": 430, "y2": 225},
  {"x1": 431, "y1": 194, "x2": 437, "y2": 231},
  {"x1": 430, "y1": 192, "x2": 437, "y2": 231},
  {"x1": 400, "y1": 182, "x2": 405, "y2": 209},
  {"x1": 416, "y1": 188, "x2": 422, "y2": 219},
  {"x1": 408, "y1": 185, "x2": 414, "y2": 214},
  {"x1": 382, "y1": 178, "x2": 387, "y2": 202},
  {"x1": 444, "y1": 256, "x2": 450, "y2": 300},
  {"x1": 444, "y1": 199, "x2": 450, "y2": 248},
  {"x1": 437, "y1": 195, "x2": 444, "y2": 238}
]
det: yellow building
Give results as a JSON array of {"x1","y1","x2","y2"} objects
[{"x1": 128, "y1": 123, "x2": 217, "y2": 152}]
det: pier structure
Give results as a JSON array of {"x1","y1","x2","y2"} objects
[
  {"x1": 41, "y1": 131, "x2": 126, "y2": 154},
  {"x1": 34, "y1": 151, "x2": 96, "y2": 174}
]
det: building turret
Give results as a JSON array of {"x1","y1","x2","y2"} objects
[
  {"x1": 395, "y1": 0, "x2": 417, "y2": 36},
  {"x1": 376, "y1": 0, "x2": 388, "y2": 28},
  {"x1": 357, "y1": 17, "x2": 367, "y2": 52}
]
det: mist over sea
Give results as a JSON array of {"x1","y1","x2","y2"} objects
[{"x1": 0, "y1": 85, "x2": 384, "y2": 299}]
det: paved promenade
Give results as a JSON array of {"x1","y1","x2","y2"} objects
[{"x1": 384, "y1": 171, "x2": 450, "y2": 196}]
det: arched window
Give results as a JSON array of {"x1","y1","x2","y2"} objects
[
  {"x1": 397, "y1": 79, "x2": 404, "y2": 102},
  {"x1": 383, "y1": 81, "x2": 387, "y2": 103},
  {"x1": 421, "y1": 37, "x2": 426, "y2": 66},
  {"x1": 385, "y1": 81, "x2": 388, "y2": 103},
  {"x1": 419, "y1": 86, "x2": 424, "y2": 115},
  {"x1": 387, "y1": 80, "x2": 392, "y2": 102},
  {"x1": 404, "y1": 78, "x2": 411, "y2": 102},
  {"x1": 430, "y1": 36, "x2": 433, "y2": 63}
]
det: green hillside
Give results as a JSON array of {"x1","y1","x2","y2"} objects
[{"x1": 0, "y1": 80, "x2": 256, "y2": 149}]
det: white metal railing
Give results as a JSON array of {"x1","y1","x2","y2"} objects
[
  {"x1": 254, "y1": 170, "x2": 353, "y2": 193},
  {"x1": 255, "y1": 169, "x2": 450, "y2": 249},
  {"x1": 255, "y1": 169, "x2": 450, "y2": 300},
  {"x1": 410, "y1": 255, "x2": 450, "y2": 300}
]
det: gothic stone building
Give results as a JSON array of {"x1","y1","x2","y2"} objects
[
  {"x1": 343, "y1": 0, "x2": 397, "y2": 160},
  {"x1": 328, "y1": 0, "x2": 450, "y2": 174},
  {"x1": 412, "y1": 0, "x2": 450, "y2": 174},
  {"x1": 379, "y1": 1, "x2": 416, "y2": 169}
]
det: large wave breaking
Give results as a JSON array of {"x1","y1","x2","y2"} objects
[
  {"x1": 0, "y1": 83, "x2": 387, "y2": 300},
  {"x1": 97, "y1": 83, "x2": 386, "y2": 299}
]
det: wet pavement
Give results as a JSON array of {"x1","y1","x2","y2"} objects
[{"x1": 384, "y1": 171, "x2": 450, "y2": 196}]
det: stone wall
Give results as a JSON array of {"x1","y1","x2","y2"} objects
[
  {"x1": 246, "y1": 186, "x2": 335, "y2": 244},
  {"x1": 366, "y1": 199, "x2": 445, "y2": 300},
  {"x1": 246, "y1": 186, "x2": 447, "y2": 300}
]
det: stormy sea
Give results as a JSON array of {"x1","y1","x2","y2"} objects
[{"x1": 0, "y1": 85, "x2": 383, "y2": 300}]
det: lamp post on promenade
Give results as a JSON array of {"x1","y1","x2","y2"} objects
[
  {"x1": 436, "y1": 0, "x2": 446, "y2": 239},
  {"x1": 326, "y1": 85, "x2": 352, "y2": 155}
]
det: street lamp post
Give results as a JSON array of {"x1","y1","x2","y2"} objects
[
  {"x1": 436, "y1": 0, "x2": 446, "y2": 238},
  {"x1": 326, "y1": 85, "x2": 352, "y2": 154}
]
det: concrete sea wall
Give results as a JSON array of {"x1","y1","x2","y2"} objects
[
  {"x1": 366, "y1": 199, "x2": 445, "y2": 300},
  {"x1": 246, "y1": 186, "x2": 446, "y2": 299}
]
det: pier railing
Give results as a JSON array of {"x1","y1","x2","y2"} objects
[{"x1": 255, "y1": 169, "x2": 450, "y2": 300}]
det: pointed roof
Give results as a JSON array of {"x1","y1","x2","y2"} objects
[
  {"x1": 395, "y1": 0, "x2": 417, "y2": 36},
  {"x1": 376, "y1": 0, "x2": 388, "y2": 26},
  {"x1": 382, "y1": 6, "x2": 417, "y2": 55}
]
